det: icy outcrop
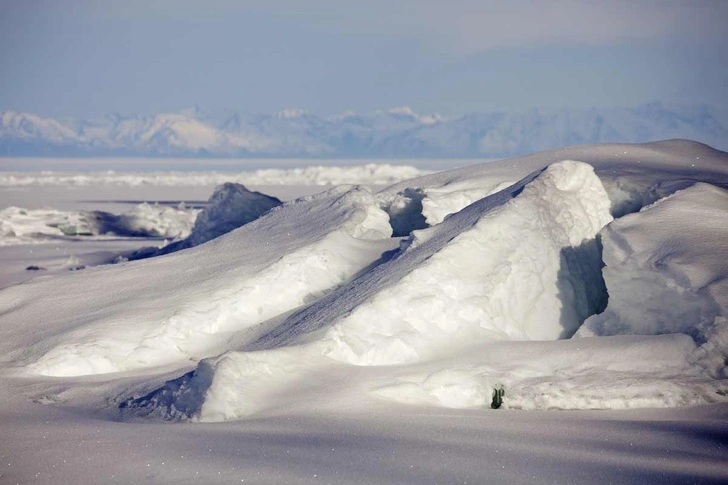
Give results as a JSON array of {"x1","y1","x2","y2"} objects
[
  {"x1": 2, "y1": 141, "x2": 727, "y2": 422},
  {"x1": 576, "y1": 183, "x2": 728, "y2": 378},
  {"x1": 133, "y1": 183, "x2": 282, "y2": 258},
  {"x1": 0, "y1": 203, "x2": 199, "y2": 245},
  {"x1": 127, "y1": 161, "x2": 618, "y2": 420},
  {"x1": 313, "y1": 161, "x2": 613, "y2": 365},
  {"x1": 4, "y1": 185, "x2": 395, "y2": 376},
  {"x1": 186, "y1": 183, "x2": 282, "y2": 247},
  {"x1": 577, "y1": 183, "x2": 728, "y2": 339}
]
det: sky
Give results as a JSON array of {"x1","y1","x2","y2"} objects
[{"x1": 1, "y1": 0, "x2": 727, "y2": 118}]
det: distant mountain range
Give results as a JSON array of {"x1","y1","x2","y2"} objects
[{"x1": 1, "y1": 103, "x2": 726, "y2": 158}]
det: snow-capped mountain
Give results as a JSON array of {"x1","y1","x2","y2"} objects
[{"x1": 1, "y1": 103, "x2": 726, "y2": 158}]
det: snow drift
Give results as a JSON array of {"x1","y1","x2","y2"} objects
[
  {"x1": 0, "y1": 185, "x2": 396, "y2": 376},
  {"x1": 381, "y1": 139, "x2": 728, "y2": 224},
  {"x1": 576, "y1": 183, "x2": 728, "y2": 378},
  {"x1": 271, "y1": 161, "x2": 613, "y2": 366},
  {"x1": 369, "y1": 334, "x2": 727, "y2": 412},
  {"x1": 1, "y1": 140, "x2": 727, "y2": 423},
  {"x1": 123, "y1": 160, "x2": 619, "y2": 420},
  {"x1": 578, "y1": 183, "x2": 728, "y2": 339}
]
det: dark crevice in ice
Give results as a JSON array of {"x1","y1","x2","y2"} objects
[{"x1": 557, "y1": 235, "x2": 609, "y2": 339}]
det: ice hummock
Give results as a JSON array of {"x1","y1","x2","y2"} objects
[
  {"x1": 3, "y1": 185, "x2": 396, "y2": 376},
  {"x1": 124, "y1": 159, "x2": 724, "y2": 421},
  {"x1": 578, "y1": 183, "x2": 728, "y2": 340},
  {"x1": 1, "y1": 140, "x2": 727, "y2": 424},
  {"x1": 130, "y1": 182, "x2": 282, "y2": 258},
  {"x1": 250, "y1": 161, "x2": 612, "y2": 367},
  {"x1": 576, "y1": 183, "x2": 728, "y2": 378},
  {"x1": 0, "y1": 202, "x2": 199, "y2": 246}
]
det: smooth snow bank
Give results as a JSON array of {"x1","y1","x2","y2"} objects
[
  {"x1": 0, "y1": 164, "x2": 432, "y2": 187},
  {"x1": 371, "y1": 334, "x2": 727, "y2": 412},
  {"x1": 0, "y1": 203, "x2": 198, "y2": 245},
  {"x1": 131, "y1": 183, "x2": 282, "y2": 258},
  {"x1": 133, "y1": 331, "x2": 726, "y2": 422},
  {"x1": 0, "y1": 185, "x2": 396, "y2": 376},
  {"x1": 577, "y1": 183, "x2": 728, "y2": 377}
]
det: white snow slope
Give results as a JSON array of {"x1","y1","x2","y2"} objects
[
  {"x1": 1, "y1": 186, "x2": 396, "y2": 376},
  {"x1": 577, "y1": 182, "x2": 728, "y2": 378},
  {"x1": 0, "y1": 139, "x2": 727, "y2": 483}
]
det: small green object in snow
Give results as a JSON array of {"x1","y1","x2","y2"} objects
[{"x1": 491, "y1": 387, "x2": 505, "y2": 409}]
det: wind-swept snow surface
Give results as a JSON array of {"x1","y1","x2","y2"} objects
[
  {"x1": 1, "y1": 140, "x2": 728, "y2": 483},
  {"x1": 0, "y1": 185, "x2": 395, "y2": 376}
]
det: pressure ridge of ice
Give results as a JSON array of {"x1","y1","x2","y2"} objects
[
  {"x1": 281, "y1": 160, "x2": 613, "y2": 366},
  {"x1": 2, "y1": 185, "x2": 396, "y2": 376},
  {"x1": 0, "y1": 202, "x2": 199, "y2": 245},
  {"x1": 1, "y1": 140, "x2": 727, "y2": 421},
  {"x1": 130, "y1": 182, "x2": 282, "y2": 259}
]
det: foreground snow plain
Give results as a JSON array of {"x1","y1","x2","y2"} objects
[{"x1": 1, "y1": 140, "x2": 727, "y2": 484}]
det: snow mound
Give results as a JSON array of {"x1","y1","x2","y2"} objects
[
  {"x1": 372, "y1": 334, "x2": 726, "y2": 411},
  {"x1": 129, "y1": 330, "x2": 727, "y2": 422},
  {"x1": 1, "y1": 185, "x2": 395, "y2": 376},
  {"x1": 2, "y1": 140, "x2": 727, "y2": 422},
  {"x1": 0, "y1": 203, "x2": 199, "y2": 245},
  {"x1": 0, "y1": 164, "x2": 432, "y2": 188},
  {"x1": 132, "y1": 183, "x2": 282, "y2": 258},
  {"x1": 576, "y1": 183, "x2": 728, "y2": 377},
  {"x1": 122, "y1": 346, "x2": 322, "y2": 421},
  {"x1": 289, "y1": 160, "x2": 612, "y2": 365},
  {"x1": 125, "y1": 160, "x2": 618, "y2": 420},
  {"x1": 577, "y1": 183, "x2": 728, "y2": 338}
]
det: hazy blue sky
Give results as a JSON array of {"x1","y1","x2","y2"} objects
[{"x1": 1, "y1": 0, "x2": 726, "y2": 117}]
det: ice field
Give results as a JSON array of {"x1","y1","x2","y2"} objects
[{"x1": 0, "y1": 140, "x2": 727, "y2": 484}]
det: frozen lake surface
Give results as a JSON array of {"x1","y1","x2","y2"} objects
[{"x1": 1, "y1": 145, "x2": 727, "y2": 484}]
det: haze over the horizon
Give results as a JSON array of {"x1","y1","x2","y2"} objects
[{"x1": 1, "y1": 0, "x2": 727, "y2": 119}]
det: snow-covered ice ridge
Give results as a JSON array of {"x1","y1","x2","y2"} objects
[
  {"x1": 0, "y1": 182, "x2": 280, "y2": 250},
  {"x1": 0, "y1": 164, "x2": 431, "y2": 187},
  {"x1": 0, "y1": 203, "x2": 199, "y2": 246},
  {"x1": 1, "y1": 140, "x2": 727, "y2": 424}
]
